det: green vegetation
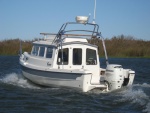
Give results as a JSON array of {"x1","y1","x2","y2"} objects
[
  {"x1": 0, "y1": 39, "x2": 32, "y2": 55},
  {"x1": 90, "y1": 35, "x2": 150, "y2": 58},
  {"x1": 0, "y1": 35, "x2": 150, "y2": 58}
]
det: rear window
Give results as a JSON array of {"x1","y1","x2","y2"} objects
[{"x1": 86, "y1": 49, "x2": 97, "y2": 65}]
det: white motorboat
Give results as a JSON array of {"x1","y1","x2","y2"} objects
[{"x1": 19, "y1": 16, "x2": 135, "y2": 92}]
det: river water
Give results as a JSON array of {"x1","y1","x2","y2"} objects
[{"x1": 0, "y1": 56, "x2": 150, "y2": 113}]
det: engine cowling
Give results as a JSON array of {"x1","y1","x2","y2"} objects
[{"x1": 105, "y1": 64, "x2": 124, "y2": 90}]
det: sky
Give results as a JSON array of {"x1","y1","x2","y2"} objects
[{"x1": 0, "y1": 0, "x2": 150, "y2": 40}]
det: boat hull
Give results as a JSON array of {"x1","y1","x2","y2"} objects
[{"x1": 21, "y1": 65, "x2": 85, "y2": 91}]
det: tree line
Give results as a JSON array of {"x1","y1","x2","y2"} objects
[
  {"x1": 92, "y1": 35, "x2": 150, "y2": 58},
  {"x1": 0, "y1": 35, "x2": 150, "y2": 58},
  {"x1": 0, "y1": 39, "x2": 32, "y2": 55}
]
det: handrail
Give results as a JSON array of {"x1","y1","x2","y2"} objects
[
  {"x1": 64, "y1": 30, "x2": 98, "y2": 34},
  {"x1": 40, "y1": 33, "x2": 56, "y2": 35},
  {"x1": 52, "y1": 22, "x2": 100, "y2": 43},
  {"x1": 99, "y1": 34, "x2": 109, "y2": 65},
  {"x1": 40, "y1": 32, "x2": 96, "y2": 37}
]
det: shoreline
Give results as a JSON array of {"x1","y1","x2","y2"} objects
[{"x1": 0, "y1": 36, "x2": 150, "y2": 58}]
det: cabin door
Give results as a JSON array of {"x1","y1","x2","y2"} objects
[
  {"x1": 70, "y1": 48, "x2": 83, "y2": 69},
  {"x1": 57, "y1": 48, "x2": 70, "y2": 69},
  {"x1": 84, "y1": 48, "x2": 100, "y2": 84}
]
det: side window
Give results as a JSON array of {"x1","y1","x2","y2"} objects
[
  {"x1": 86, "y1": 49, "x2": 97, "y2": 65},
  {"x1": 39, "y1": 46, "x2": 45, "y2": 57},
  {"x1": 32, "y1": 46, "x2": 39, "y2": 56},
  {"x1": 73, "y1": 48, "x2": 82, "y2": 65},
  {"x1": 46, "y1": 47, "x2": 53, "y2": 58},
  {"x1": 57, "y1": 48, "x2": 69, "y2": 65}
]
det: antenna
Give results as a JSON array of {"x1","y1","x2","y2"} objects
[
  {"x1": 93, "y1": 0, "x2": 96, "y2": 24},
  {"x1": 19, "y1": 39, "x2": 22, "y2": 56}
]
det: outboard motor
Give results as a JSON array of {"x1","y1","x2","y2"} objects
[
  {"x1": 105, "y1": 64, "x2": 135, "y2": 91},
  {"x1": 105, "y1": 64, "x2": 124, "y2": 90}
]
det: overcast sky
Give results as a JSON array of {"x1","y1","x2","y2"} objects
[{"x1": 0, "y1": 0, "x2": 150, "y2": 40}]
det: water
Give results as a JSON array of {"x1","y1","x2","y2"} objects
[{"x1": 0, "y1": 56, "x2": 150, "y2": 113}]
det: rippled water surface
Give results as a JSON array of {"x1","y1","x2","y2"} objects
[{"x1": 0, "y1": 56, "x2": 150, "y2": 113}]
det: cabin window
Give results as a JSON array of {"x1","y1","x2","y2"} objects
[
  {"x1": 39, "y1": 46, "x2": 45, "y2": 57},
  {"x1": 32, "y1": 46, "x2": 39, "y2": 56},
  {"x1": 73, "y1": 48, "x2": 82, "y2": 65},
  {"x1": 86, "y1": 49, "x2": 97, "y2": 65},
  {"x1": 57, "y1": 48, "x2": 69, "y2": 65},
  {"x1": 46, "y1": 47, "x2": 53, "y2": 58}
]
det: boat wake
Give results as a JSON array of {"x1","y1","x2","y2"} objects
[
  {"x1": 117, "y1": 84, "x2": 150, "y2": 113},
  {"x1": 89, "y1": 83, "x2": 150, "y2": 113},
  {"x1": 0, "y1": 73, "x2": 63, "y2": 91},
  {"x1": 0, "y1": 73, "x2": 41, "y2": 89}
]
